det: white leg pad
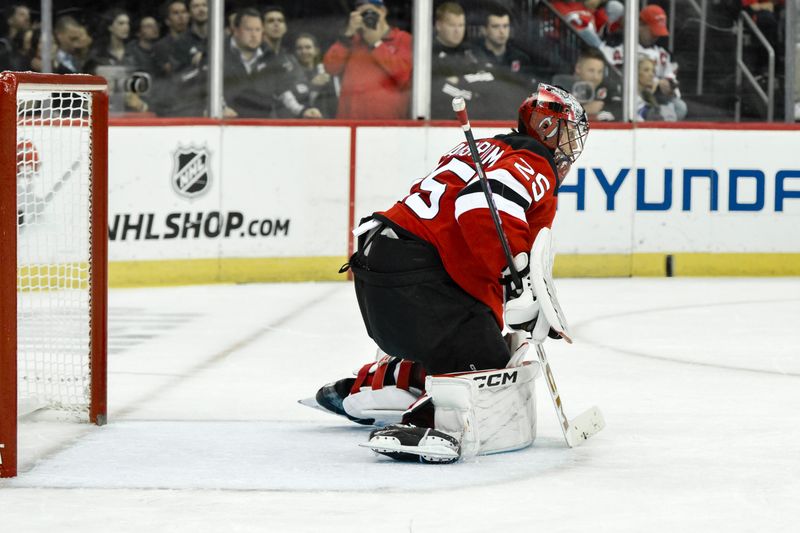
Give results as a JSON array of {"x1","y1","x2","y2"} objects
[
  {"x1": 427, "y1": 361, "x2": 541, "y2": 457},
  {"x1": 426, "y1": 376, "x2": 480, "y2": 458}
]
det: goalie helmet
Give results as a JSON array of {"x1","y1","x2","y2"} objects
[
  {"x1": 518, "y1": 83, "x2": 589, "y2": 181},
  {"x1": 16, "y1": 139, "x2": 41, "y2": 174}
]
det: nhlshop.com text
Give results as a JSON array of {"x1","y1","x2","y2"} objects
[{"x1": 108, "y1": 211, "x2": 290, "y2": 241}]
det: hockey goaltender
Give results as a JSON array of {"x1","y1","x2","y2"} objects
[{"x1": 302, "y1": 84, "x2": 603, "y2": 463}]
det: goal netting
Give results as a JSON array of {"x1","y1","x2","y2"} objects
[{"x1": 0, "y1": 72, "x2": 108, "y2": 478}]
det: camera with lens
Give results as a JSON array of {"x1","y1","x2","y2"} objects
[
  {"x1": 124, "y1": 72, "x2": 152, "y2": 95},
  {"x1": 570, "y1": 80, "x2": 595, "y2": 104},
  {"x1": 361, "y1": 9, "x2": 380, "y2": 30},
  {"x1": 551, "y1": 75, "x2": 595, "y2": 104},
  {"x1": 95, "y1": 66, "x2": 152, "y2": 113}
]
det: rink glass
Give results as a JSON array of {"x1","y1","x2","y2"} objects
[{"x1": 15, "y1": 0, "x2": 792, "y2": 122}]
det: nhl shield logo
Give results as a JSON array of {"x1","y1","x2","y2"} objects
[{"x1": 171, "y1": 146, "x2": 210, "y2": 198}]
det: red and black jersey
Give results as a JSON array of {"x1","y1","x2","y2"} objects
[{"x1": 380, "y1": 132, "x2": 559, "y2": 327}]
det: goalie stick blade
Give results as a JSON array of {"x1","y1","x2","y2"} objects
[{"x1": 566, "y1": 406, "x2": 605, "y2": 447}]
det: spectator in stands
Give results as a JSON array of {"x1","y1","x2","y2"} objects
[
  {"x1": 553, "y1": 48, "x2": 618, "y2": 120},
  {"x1": 636, "y1": 54, "x2": 683, "y2": 121},
  {"x1": 262, "y1": 5, "x2": 287, "y2": 55},
  {"x1": 473, "y1": 5, "x2": 534, "y2": 80},
  {"x1": 1, "y1": 5, "x2": 32, "y2": 70},
  {"x1": 26, "y1": 29, "x2": 46, "y2": 72},
  {"x1": 152, "y1": 0, "x2": 190, "y2": 77},
  {"x1": 5, "y1": 4, "x2": 31, "y2": 41},
  {"x1": 636, "y1": 55, "x2": 663, "y2": 121},
  {"x1": 53, "y1": 15, "x2": 89, "y2": 73},
  {"x1": 159, "y1": 0, "x2": 211, "y2": 117},
  {"x1": 294, "y1": 32, "x2": 339, "y2": 118},
  {"x1": 126, "y1": 16, "x2": 160, "y2": 75},
  {"x1": 470, "y1": 5, "x2": 538, "y2": 118},
  {"x1": 223, "y1": 8, "x2": 321, "y2": 119},
  {"x1": 84, "y1": 9, "x2": 150, "y2": 114},
  {"x1": 12, "y1": 29, "x2": 31, "y2": 70},
  {"x1": 323, "y1": 0, "x2": 412, "y2": 119},
  {"x1": 261, "y1": 6, "x2": 318, "y2": 119},
  {"x1": 601, "y1": 4, "x2": 686, "y2": 120},
  {"x1": 431, "y1": 2, "x2": 503, "y2": 119},
  {"x1": 572, "y1": 46, "x2": 618, "y2": 121},
  {"x1": 182, "y1": 0, "x2": 208, "y2": 69},
  {"x1": 223, "y1": 8, "x2": 270, "y2": 118},
  {"x1": 86, "y1": 9, "x2": 132, "y2": 68},
  {"x1": 4, "y1": 26, "x2": 36, "y2": 71},
  {"x1": 75, "y1": 24, "x2": 94, "y2": 70},
  {"x1": 150, "y1": 0, "x2": 204, "y2": 116}
]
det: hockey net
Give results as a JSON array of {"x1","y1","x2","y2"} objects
[{"x1": 0, "y1": 72, "x2": 108, "y2": 478}]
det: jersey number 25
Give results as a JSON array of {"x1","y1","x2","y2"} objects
[{"x1": 404, "y1": 158, "x2": 476, "y2": 220}]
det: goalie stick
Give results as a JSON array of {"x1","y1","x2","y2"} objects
[
  {"x1": 451, "y1": 96, "x2": 604, "y2": 448},
  {"x1": 537, "y1": 344, "x2": 604, "y2": 447},
  {"x1": 451, "y1": 97, "x2": 523, "y2": 296},
  {"x1": 18, "y1": 159, "x2": 80, "y2": 231}
]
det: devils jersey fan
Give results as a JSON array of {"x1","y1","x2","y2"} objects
[{"x1": 379, "y1": 133, "x2": 558, "y2": 328}]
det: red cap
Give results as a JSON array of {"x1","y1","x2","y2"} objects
[{"x1": 640, "y1": 5, "x2": 669, "y2": 37}]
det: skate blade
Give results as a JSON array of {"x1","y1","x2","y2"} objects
[
  {"x1": 298, "y1": 396, "x2": 328, "y2": 412},
  {"x1": 358, "y1": 440, "x2": 460, "y2": 460}
]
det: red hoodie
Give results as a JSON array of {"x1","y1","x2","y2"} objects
[{"x1": 323, "y1": 27, "x2": 412, "y2": 119}]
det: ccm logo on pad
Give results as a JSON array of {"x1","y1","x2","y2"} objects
[{"x1": 473, "y1": 370, "x2": 518, "y2": 389}]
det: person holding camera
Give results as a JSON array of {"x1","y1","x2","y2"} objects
[
  {"x1": 84, "y1": 9, "x2": 151, "y2": 114},
  {"x1": 323, "y1": 0, "x2": 412, "y2": 119},
  {"x1": 572, "y1": 46, "x2": 619, "y2": 121}
]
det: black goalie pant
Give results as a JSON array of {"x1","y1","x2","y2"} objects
[{"x1": 349, "y1": 219, "x2": 510, "y2": 375}]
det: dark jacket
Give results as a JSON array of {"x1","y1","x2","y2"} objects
[
  {"x1": 223, "y1": 42, "x2": 276, "y2": 118},
  {"x1": 431, "y1": 40, "x2": 529, "y2": 120}
]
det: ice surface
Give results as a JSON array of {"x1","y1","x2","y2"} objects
[{"x1": 2, "y1": 279, "x2": 799, "y2": 532}]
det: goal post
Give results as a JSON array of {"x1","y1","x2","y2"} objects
[{"x1": 0, "y1": 72, "x2": 108, "y2": 478}]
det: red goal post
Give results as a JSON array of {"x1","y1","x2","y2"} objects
[{"x1": 0, "y1": 72, "x2": 108, "y2": 478}]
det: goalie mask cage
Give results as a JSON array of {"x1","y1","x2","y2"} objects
[{"x1": 0, "y1": 72, "x2": 108, "y2": 478}]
